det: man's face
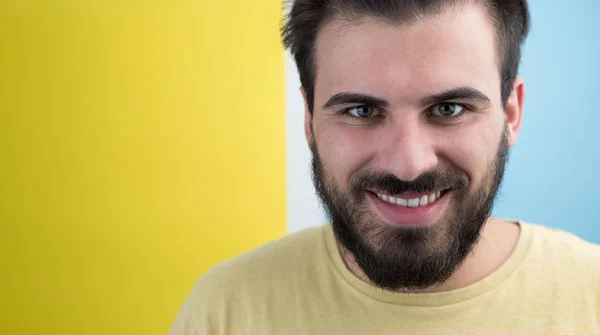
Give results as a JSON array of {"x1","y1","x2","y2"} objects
[{"x1": 306, "y1": 6, "x2": 522, "y2": 291}]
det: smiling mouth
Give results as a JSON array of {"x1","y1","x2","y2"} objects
[{"x1": 373, "y1": 189, "x2": 450, "y2": 208}]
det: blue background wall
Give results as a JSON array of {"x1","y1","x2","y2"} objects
[{"x1": 495, "y1": 1, "x2": 600, "y2": 243}]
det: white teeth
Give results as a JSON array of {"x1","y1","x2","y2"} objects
[{"x1": 376, "y1": 190, "x2": 445, "y2": 208}]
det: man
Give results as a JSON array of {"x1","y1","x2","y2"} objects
[{"x1": 170, "y1": 0, "x2": 600, "y2": 333}]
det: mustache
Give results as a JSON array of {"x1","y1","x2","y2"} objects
[{"x1": 349, "y1": 170, "x2": 469, "y2": 196}]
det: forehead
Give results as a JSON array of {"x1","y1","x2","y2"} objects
[{"x1": 314, "y1": 5, "x2": 500, "y2": 106}]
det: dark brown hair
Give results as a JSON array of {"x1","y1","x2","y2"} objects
[{"x1": 282, "y1": 0, "x2": 530, "y2": 113}]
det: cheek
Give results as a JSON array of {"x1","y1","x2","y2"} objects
[
  {"x1": 314, "y1": 123, "x2": 375, "y2": 185},
  {"x1": 440, "y1": 122, "x2": 502, "y2": 187}
]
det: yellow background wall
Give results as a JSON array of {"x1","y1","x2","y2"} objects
[{"x1": 0, "y1": 1, "x2": 285, "y2": 334}]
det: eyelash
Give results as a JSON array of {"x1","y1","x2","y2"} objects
[
  {"x1": 341, "y1": 103, "x2": 472, "y2": 121},
  {"x1": 432, "y1": 103, "x2": 471, "y2": 121},
  {"x1": 340, "y1": 105, "x2": 384, "y2": 121}
]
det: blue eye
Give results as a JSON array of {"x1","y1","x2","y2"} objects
[
  {"x1": 432, "y1": 103, "x2": 464, "y2": 117},
  {"x1": 346, "y1": 105, "x2": 380, "y2": 118}
]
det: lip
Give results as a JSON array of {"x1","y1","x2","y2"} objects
[{"x1": 367, "y1": 190, "x2": 452, "y2": 227}]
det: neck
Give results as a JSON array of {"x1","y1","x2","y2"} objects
[{"x1": 337, "y1": 217, "x2": 520, "y2": 293}]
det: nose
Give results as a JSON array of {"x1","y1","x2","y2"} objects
[{"x1": 376, "y1": 115, "x2": 438, "y2": 181}]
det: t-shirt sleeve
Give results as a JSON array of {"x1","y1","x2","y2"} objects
[
  {"x1": 168, "y1": 270, "x2": 225, "y2": 335},
  {"x1": 168, "y1": 282, "x2": 204, "y2": 335}
]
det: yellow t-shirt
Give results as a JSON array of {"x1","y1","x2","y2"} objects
[{"x1": 169, "y1": 221, "x2": 600, "y2": 334}]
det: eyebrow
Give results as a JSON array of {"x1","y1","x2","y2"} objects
[
  {"x1": 322, "y1": 92, "x2": 389, "y2": 110},
  {"x1": 420, "y1": 87, "x2": 490, "y2": 106},
  {"x1": 321, "y1": 86, "x2": 490, "y2": 111}
]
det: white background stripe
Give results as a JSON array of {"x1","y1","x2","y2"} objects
[{"x1": 285, "y1": 52, "x2": 327, "y2": 233}]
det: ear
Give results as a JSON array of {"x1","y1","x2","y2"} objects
[
  {"x1": 301, "y1": 87, "x2": 314, "y2": 151},
  {"x1": 505, "y1": 78, "x2": 525, "y2": 147}
]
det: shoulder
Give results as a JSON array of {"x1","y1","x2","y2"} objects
[
  {"x1": 523, "y1": 221, "x2": 600, "y2": 276},
  {"x1": 169, "y1": 225, "x2": 327, "y2": 334},
  {"x1": 205, "y1": 224, "x2": 326, "y2": 285},
  {"x1": 188, "y1": 225, "x2": 326, "y2": 308},
  {"x1": 525, "y1": 222, "x2": 600, "y2": 259}
]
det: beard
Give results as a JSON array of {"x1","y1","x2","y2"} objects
[{"x1": 311, "y1": 127, "x2": 510, "y2": 292}]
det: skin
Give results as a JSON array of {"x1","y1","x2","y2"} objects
[{"x1": 302, "y1": 4, "x2": 525, "y2": 293}]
